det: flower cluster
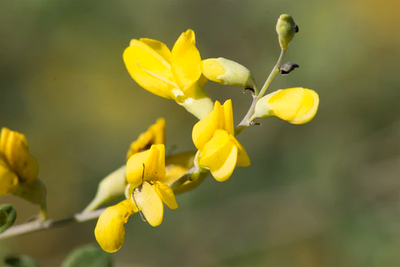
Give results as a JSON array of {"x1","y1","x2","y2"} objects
[
  {"x1": 0, "y1": 14, "x2": 319, "y2": 256},
  {"x1": 93, "y1": 14, "x2": 319, "y2": 253}
]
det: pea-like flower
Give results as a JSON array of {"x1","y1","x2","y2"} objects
[
  {"x1": 254, "y1": 87, "x2": 319, "y2": 124},
  {"x1": 95, "y1": 144, "x2": 178, "y2": 253},
  {"x1": 123, "y1": 29, "x2": 213, "y2": 119},
  {"x1": 192, "y1": 100, "x2": 250, "y2": 182},
  {"x1": 0, "y1": 128, "x2": 39, "y2": 195}
]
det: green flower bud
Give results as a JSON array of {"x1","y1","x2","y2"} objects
[
  {"x1": 201, "y1": 58, "x2": 256, "y2": 90},
  {"x1": 82, "y1": 165, "x2": 127, "y2": 213},
  {"x1": 276, "y1": 14, "x2": 298, "y2": 50}
]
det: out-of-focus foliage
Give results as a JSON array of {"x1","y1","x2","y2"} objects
[
  {"x1": 1, "y1": 0, "x2": 400, "y2": 266},
  {"x1": 61, "y1": 244, "x2": 112, "y2": 267},
  {"x1": 0, "y1": 254, "x2": 40, "y2": 267},
  {"x1": 0, "y1": 205, "x2": 17, "y2": 234}
]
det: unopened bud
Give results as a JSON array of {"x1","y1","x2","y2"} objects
[
  {"x1": 276, "y1": 14, "x2": 298, "y2": 50},
  {"x1": 82, "y1": 166, "x2": 127, "y2": 213},
  {"x1": 201, "y1": 58, "x2": 256, "y2": 90}
]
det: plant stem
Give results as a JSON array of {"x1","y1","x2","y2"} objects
[
  {"x1": 0, "y1": 208, "x2": 106, "y2": 240},
  {"x1": 235, "y1": 49, "x2": 286, "y2": 135},
  {"x1": 0, "y1": 165, "x2": 202, "y2": 240}
]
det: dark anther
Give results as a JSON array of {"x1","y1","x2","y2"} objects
[
  {"x1": 295, "y1": 25, "x2": 299, "y2": 33},
  {"x1": 279, "y1": 62, "x2": 299, "y2": 75}
]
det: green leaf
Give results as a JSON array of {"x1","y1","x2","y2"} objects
[
  {"x1": 1, "y1": 254, "x2": 40, "y2": 267},
  {"x1": 61, "y1": 244, "x2": 112, "y2": 267},
  {"x1": 0, "y1": 204, "x2": 17, "y2": 234}
]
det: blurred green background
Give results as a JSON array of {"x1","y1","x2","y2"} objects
[{"x1": 1, "y1": 0, "x2": 400, "y2": 266}]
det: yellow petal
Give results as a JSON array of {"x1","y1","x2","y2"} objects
[
  {"x1": 0, "y1": 158, "x2": 19, "y2": 195},
  {"x1": 0, "y1": 128, "x2": 39, "y2": 184},
  {"x1": 126, "y1": 144, "x2": 165, "y2": 188},
  {"x1": 123, "y1": 40, "x2": 176, "y2": 99},
  {"x1": 234, "y1": 138, "x2": 251, "y2": 167},
  {"x1": 94, "y1": 199, "x2": 138, "y2": 253},
  {"x1": 126, "y1": 118, "x2": 165, "y2": 160},
  {"x1": 154, "y1": 181, "x2": 178, "y2": 210},
  {"x1": 290, "y1": 89, "x2": 319, "y2": 125},
  {"x1": 192, "y1": 101, "x2": 223, "y2": 149},
  {"x1": 267, "y1": 88, "x2": 305, "y2": 121},
  {"x1": 222, "y1": 99, "x2": 234, "y2": 135},
  {"x1": 139, "y1": 38, "x2": 171, "y2": 63},
  {"x1": 199, "y1": 130, "x2": 238, "y2": 182},
  {"x1": 171, "y1": 29, "x2": 201, "y2": 91},
  {"x1": 134, "y1": 182, "x2": 163, "y2": 227}
]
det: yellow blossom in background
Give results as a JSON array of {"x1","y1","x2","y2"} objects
[
  {"x1": 123, "y1": 29, "x2": 213, "y2": 119},
  {"x1": 0, "y1": 128, "x2": 39, "y2": 195},
  {"x1": 192, "y1": 100, "x2": 250, "y2": 182},
  {"x1": 254, "y1": 87, "x2": 319, "y2": 124},
  {"x1": 95, "y1": 144, "x2": 178, "y2": 253},
  {"x1": 126, "y1": 118, "x2": 165, "y2": 160}
]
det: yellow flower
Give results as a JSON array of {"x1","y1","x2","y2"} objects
[
  {"x1": 0, "y1": 128, "x2": 39, "y2": 195},
  {"x1": 192, "y1": 100, "x2": 250, "y2": 182},
  {"x1": 126, "y1": 144, "x2": 177, "y2": 226},
  {"x1": 123, "y1": 29, "x2": 213, "y2": 119},
  {"x1": 95, "y1": 144, "x2": 178, "y2": 253},
  {"x1": 254, "y1": 87, "x2": 319, "y2": 124}
]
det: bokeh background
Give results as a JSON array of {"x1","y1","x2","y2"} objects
[{"x1": 1, "y1": 0, "x2": 400, "y2": 266}]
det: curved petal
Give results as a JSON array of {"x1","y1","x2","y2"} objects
[
  {"x1": 171, "y1": 29, "x2": 201, "y2": 91},
  {"x1": 94, "y1": 199, "x2": 138, "y2": 253},
  {"x1": 0, "y1": 158, "x2": 19, "y2": 195},
  {"x1": 234, "y1": 138, "x2": 251, "y2": 167},
  {"x1": 139, "y1": 38, "x2": 171, "y2": 63},
  {"x1": 123, "y1": 40, "x2": 176, "y2": 99},
  {"x1": 154, "y1": 181, "x2": 178, "y2": 210},
  {"x1": 126, "y1": 144, "x2": 165, "y2": 188},
  {"x1": 291, "y1": 89, "x2": 319, "y2": 125},
  {"x1": 192, "y1": 101, "x2": 223, "y2": 150},
  {"x1": 199, "y1": 130, "x2": 238, "y2": 182},
  {"x1": 126, "y1": 118, "x2": 165, "y2": 160},
  {"x1": 134, "y1": 182, "x2": 163, "y2": 227},
  {"x1": 222, "y1": 100, "x2": 234, "y2": 135},
  {"x1": 267, "y1": 88, "x2": 304, "y2": 121},
  {"x1": 0, "y1": 128, "x2": 39, "y2": 184}
]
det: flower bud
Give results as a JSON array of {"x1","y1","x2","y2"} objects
[
  {"x1": 201, "y1": 58, "x2": 256, "y2": 89},
  {"x1": 82, "y1": 166, "x2": 127, "y2": 213},
  {"x1": 276, "y1": 14, "x2": 298, "y2": 50},
  {"x1": 254, "y1": 87, "x2": 319, "y2": 124}
]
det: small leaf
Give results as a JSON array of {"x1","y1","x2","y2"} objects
[
  {"x1": 1, "y1": 254, "x2": 40, "y2": 267},
  {"x1": 0, "y1": 209, "x2": 8, "y2": 227},
  {"x1": 61, "y1": 244, "x2": 112, "y2": 267},
  {"x1": 0, "y1": 204, "x2": 17, "y2": 234}
]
